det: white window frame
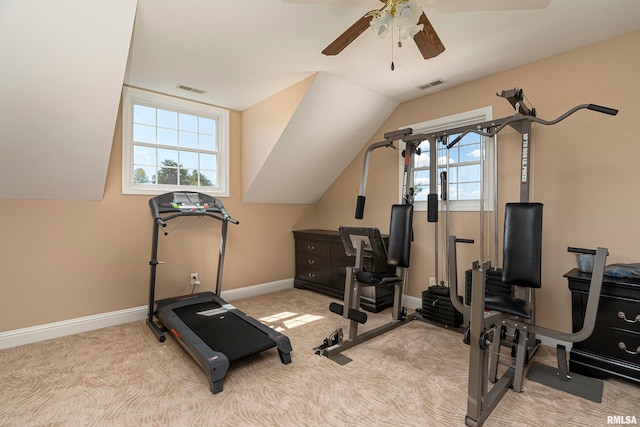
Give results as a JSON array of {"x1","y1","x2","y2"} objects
[
  {"x1": 399, "y1": 106, "x2": 494, "y2": 212},
  {"x1": 121, "y1": 87, "x2": 230, "y2": 197}
]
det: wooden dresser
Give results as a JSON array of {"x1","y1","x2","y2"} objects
[
  {"x1": 565, "y1": 268, "x2": 640, "y2": 383},
  {"x1": 292, "y1": 229, "x2": 395, "y2": 313}
]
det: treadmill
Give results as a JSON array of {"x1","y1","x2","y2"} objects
[{"x1": 146, "y1": 191, "x2": 292, "y2": 394}]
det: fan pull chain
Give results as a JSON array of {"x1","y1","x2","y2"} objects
[
  {"x1": 391, "y1": 45, "x2": 395, "y2": 71},
  {"x1": 391, "y1": 21, "x2": 395, "y2": 71}
]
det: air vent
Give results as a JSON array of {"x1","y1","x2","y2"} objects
[
  {"x1": 177, "y1": 84, "x2": 206, "y2": 94},
  {"x1": 417, "y1": 78, "x2": 446, "y2": 90}
]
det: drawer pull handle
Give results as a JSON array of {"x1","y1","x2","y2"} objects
[
  {"x1": 618, "y1": 342, "x2": 640, "y2": 355},
  {"x1": 308, "y1": 272, "x2": 316, "y2": 278},
  {"x1": 307, "y1": 259, "x2": 315, "y2": 265},
  {"x1": 307, "y1": 245, "x2": 315, "y2": 251},
  {"x1": 617, "y1": 311, "x2": 640, "y2": 323}
]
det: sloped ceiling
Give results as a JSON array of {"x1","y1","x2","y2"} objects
[
  {"x1": 242, "y1": 72, "x2": 398, "y2": 204},
  {"x1": 2, "y1": 0, "x2": 639, "y2": 202},
  {"x1": 0, "y1": 0, "x2": 137, "y2": 200}
]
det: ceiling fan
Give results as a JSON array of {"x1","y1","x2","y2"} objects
[
  {"x1": 322, "y1": 0, "x2": 445, "y2": 60},
  {"x1": 315, "y1": 0, "x2": 551, "y2": 60}
]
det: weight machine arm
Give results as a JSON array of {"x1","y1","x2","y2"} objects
[
  {"x1": 355, "y1": 128, "x2": 411, "y2": 219},
  {"x1": 445, "y1": 103, "x2": 618, "y2": 149}
]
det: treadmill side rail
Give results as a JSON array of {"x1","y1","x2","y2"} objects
[
  {"x1": 155, "y1": 291, "x2": 292, "y2": 394},
  {"x1": 146, "y1": 192, "x2": 292, "y2": 394}
]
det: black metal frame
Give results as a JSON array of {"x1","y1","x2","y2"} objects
[
  {"x1": 145, "y1": 191, "x2": 292, "y2": 394},
  {"x1": 439, "y1": 90, "x2": 618, "y2": 426}
]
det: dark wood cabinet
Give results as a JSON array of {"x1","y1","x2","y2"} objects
[
  {"x1": 293, "y1": 229, "x2": 394, "y2": 313},
  {"x1": 566, "y1": 268, "x2": 640, "y2": 384}
]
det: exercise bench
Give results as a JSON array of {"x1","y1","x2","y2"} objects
[{"x1": 315, "y1": 204, "x2": 414, "y2": 359}]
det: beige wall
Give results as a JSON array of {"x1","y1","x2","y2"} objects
[
  {"x1": 0, "y1": 105, "x2": 316, "y2": 332},
  {"x1": 1, "y1": 30, "x2": 638, "y2": 335},
  {"x1": 314, "y1": 30, "x2": 640, "y2": 332}
]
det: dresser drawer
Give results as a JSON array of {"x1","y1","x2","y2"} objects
[
  {"x1": 598, "y1": 296, "x2": 640, "y2": 333},
  {"x1": 330, "y1": 242, "x2": 347, "y2": 258},
  {"x1": 296, "y1": 251, "x2": 328, "y2": 270},
  {"x1": 581, "y1": 326, "x2": 640, "y2": 365},
  {"x1": 296, "y1": 266, "x2": 330, "y2": 285},
  {"x1": 293, "y1": 229, "x2": 395, "y2": 313},
  {"x1": 566, "y1": 268, "x2": 640, "y2": 382},
  {"x1": 296, "y1": 239, "x2": 328, "y2": 256}
]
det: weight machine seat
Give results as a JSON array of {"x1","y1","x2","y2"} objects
[
  {"x1": 484, "y1": 295, "x2": 532, "y2": 319},
  {"x1": 484, "y1": 203, "x2": 542, "y2": 319},
  {"x1": 355, "y1": 270, "x2": 403, "y2": 286}
]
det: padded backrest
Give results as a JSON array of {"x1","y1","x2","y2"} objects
[
  {"x1": 387, "y1": 204, "x2": 413, "y2": 268},
  {"x1": 502, "y1": 202, "x2": 543, "y2": 288}
]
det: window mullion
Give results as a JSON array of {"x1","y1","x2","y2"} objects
[
  {"x1": 402, "y1": 106, "x2": 492, "y2": 211},
  {"x1": 123, "y1": 87, "x2": 229, "y2": 196}
]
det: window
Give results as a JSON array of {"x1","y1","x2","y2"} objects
[
  {"x1": 400, "y1": 106, "x2": 493, "y2": 211},
  {"x1": 122, "y1": 87, "x2": 229, "y2": 196}
]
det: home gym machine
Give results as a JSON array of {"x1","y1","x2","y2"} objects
[
  {"x1": 146, "y1": 192, "x2": 292, "y2": 394},
  {"x1": 439, "y1": 90, "x2": 618, "y2": 426},
  {"x1": 315, "y1": 129, "x2": 419, "y2": 360}
]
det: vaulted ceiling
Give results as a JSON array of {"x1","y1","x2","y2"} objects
[{"x1": 1, "y1": 0, "x2": 639, "y2": 201}]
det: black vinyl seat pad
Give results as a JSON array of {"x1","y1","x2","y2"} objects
[
  {"x1": 484, "y1": 295, "x2": 532, "y2": 319},
  {"x1": 355, "y1": 270, "x2": 402, "y2": 286},
  {"x1": 173, "y1": 302, "x2": 276, "y2": 362}
]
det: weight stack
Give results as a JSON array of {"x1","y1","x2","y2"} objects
[
  {"x1": 422, "y1": 285, "x2": 463, "y2": 327},
  {"x1": 464, "y1": 267, "x2": 512, "y2": 305}
]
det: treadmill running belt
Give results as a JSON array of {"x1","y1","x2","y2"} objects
[{"x1": 173, "y1": 302, "x2": 276, "y2": 362}]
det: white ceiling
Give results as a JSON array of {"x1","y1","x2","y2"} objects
[
  {"x1": 125, "y1": 0, "x2": 640, "y2": 111},
  {"x1": 1, "y1": 0, "x2": 639, "y2": 201}
]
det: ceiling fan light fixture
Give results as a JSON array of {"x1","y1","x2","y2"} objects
[
  {"x1": 369, "y1": 0, "x2": 424, "y2": 40},
  {"x1": 372, "y1": 10, "x2": 393, "y2": 38}
]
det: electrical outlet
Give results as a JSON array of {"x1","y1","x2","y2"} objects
[
  {"x1": 429, "y1": 276, "x2": 436, "y2": 286},
  {"x1": 190, "y1": 273, "x2": 199, "y2": 286}
]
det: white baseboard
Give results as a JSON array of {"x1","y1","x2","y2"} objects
[
  {"x1": 0, "y1": 278, "x2": 294, "y2": 350},
  {"x1": 0, "y1": 305, "x2": 148, "y2": 350},
  {"x1": 221, "y1": 278, "x2": 293, "y2": 301},
  {"x1": 0, "y1": 281, "x2": 572, "y2": 353},
  {"x1": 403, "y1": 294, "x2": 422, "y2": 310}
]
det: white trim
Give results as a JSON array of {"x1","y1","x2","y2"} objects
[
  {"x1": 398, "y1": 106, "x2": 494, "y2": 211},
  {"x1": 0, "y1": 278, "x2": 294, "y2": 350},
  {"x1": 220, "y1": 278, "x2": 294, "y2": 301},
  {"x1": 0, "y1": 306, "x2": 147, "y2": 350},
  {"x1": 121, "y1": 86, "x2": 230, "y2": 197},
  {"x1": 403, "y1": 294, "x2": 422, "y2": 310}
]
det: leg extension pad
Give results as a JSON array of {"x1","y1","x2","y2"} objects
[{"x1": 329, "y1": 302, "x2": 368, "y2": 324}]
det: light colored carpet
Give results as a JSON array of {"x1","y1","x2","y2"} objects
[{"x1": 0, "y1": 288, "x2": 637, "y2": 426}]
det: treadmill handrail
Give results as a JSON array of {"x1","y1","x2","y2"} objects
[
  {"x1": 149, "y1": 191, "x2": 239, "y2": 225},
  {"x1": 156, "y1": 211, "x2": 238, "y2": 225}
]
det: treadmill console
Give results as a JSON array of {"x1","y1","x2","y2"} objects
[
  {"x1": 150, "y1": 191, "x2": 223, "y2": 217},
  {"x1": 171, "y1": 192, "x2": 209, "y2": 212}
]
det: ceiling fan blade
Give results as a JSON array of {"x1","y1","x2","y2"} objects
[
  {"x1": 426, "y1": 0, "x2": 551, "y2": 13},
  {"x1": 413, "y1": 12, "x2": 445, "y2": 59},
  {"x1": 322, "y1": 14, "x2": 373, "y2": 56}
]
